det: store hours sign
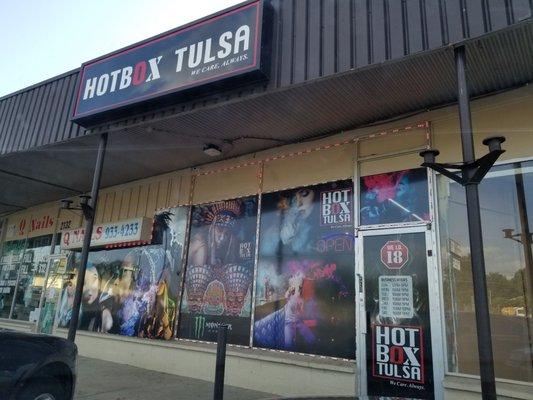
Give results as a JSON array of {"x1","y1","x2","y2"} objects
[{"x1": 73, "y1": 1, "x2": 268, "y2": 122}]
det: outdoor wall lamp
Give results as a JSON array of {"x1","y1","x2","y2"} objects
[
  {"x1": 59, "y1": 199, "x2": 73, "y2": 209},
  {"x1": 420, "y1": 135, "x2": 506, "y2": 186},
  {"x1": 502, "y1": 228, "x2": 533, "y2": 244},
  {"x1": 203, "y1": 143, "x2": 222, "y2": 157},
  {"x1": 60, "y1": 195, "x2": 94, "y2": 220}
]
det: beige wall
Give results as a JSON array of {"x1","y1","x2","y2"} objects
[
  {"x1": 94, "y1": 170, "x2": 191, "y2": 223},
  {"x1": 431, "y1": 85, "x2": 533, "y2": 164}
]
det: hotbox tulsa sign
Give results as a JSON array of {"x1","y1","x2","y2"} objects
[{"x1": 73, "y1": 1, "x2": 268, "y2": 122}]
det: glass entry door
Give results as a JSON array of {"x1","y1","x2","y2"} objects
[{"x1": 357, "y1": 226, "x2": 441, "y2": 400}]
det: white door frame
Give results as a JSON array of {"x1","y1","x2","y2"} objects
[{"x1": 356, "y1": 224, "x2": 444, "y2": 400}]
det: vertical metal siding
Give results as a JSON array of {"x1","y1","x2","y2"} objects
[
  {"x1": 23, "y1": 86, "x2": 41, "y2": 149},
  {"x1": 279, "y1": 0, "x2": 294, "y2": 87},
  {"x1": 322, "y1": 0, "x2": 336, "y2": 76},
  {"x1": 0, "y1": 0, "x2": 530, "y2": 154},
  {"x1": 337, "y1": 0, "x2": 352, "y2": 72},
  {"x1": 0, "y1": 97, "x2": 13, "y2": 151},
  {"x1": 20, "y1": 89, "x2": 39, "y2": 151},
  {"x1": 306, "y1": 0, "x2": 322, "y2": 80},
  {"x1": 61, "y1": 74, "x2": 79, "y2": 140},
  {"x1": 293, "y1": 0, "x2": 308, "y2": 83},
  {"x1": 270, "y1": 0, "x2": 532, "y2": 87},
  {"x1": 50, "y1": 76, "x2": 70, "y2": 143},
  {"x1": 354, "y1": 0, "x2": 370, "y2": 67},
  {"x1": 0, "y1": 71, "x2": 85, "y2": 155}
]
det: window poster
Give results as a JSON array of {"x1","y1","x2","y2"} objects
[
  {"x1": 57, "y1": 206, "x2": 188, "y2": 340},
  {"x1": 360, "y1": 168, "x2": 429, "y2": 226},
  {"x1": 364, "y1": 232, "x2": 434, "y2": 399},
  {"x1": 253, "y1": 180, "x2": 355, "y2": 359},
  {"x1": 177, "y1": 196, "x2": 258, "y2": 345}
]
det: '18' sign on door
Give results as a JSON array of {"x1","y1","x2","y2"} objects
[{"x1": 380, "y1": 240, "x2": 409, "y2": 269}]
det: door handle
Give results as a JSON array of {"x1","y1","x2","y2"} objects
[{"x1": 356, "y1": 273, "x2": 364, "y2": 293}]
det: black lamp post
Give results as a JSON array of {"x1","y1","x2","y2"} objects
[
  {"x1": 63, "y1": 132, "x2": 107, "y2": 342},
  {"x1": 421, "y1": 138, "x2": 504, "y2": 400},
  {"x1": 419, "y1": 45, "x2": 505, "y2": 400}
]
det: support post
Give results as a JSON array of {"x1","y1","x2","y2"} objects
[
  {"x1": 67, "y1": 133, "x2": 107, "y2": 342},
  {"x1": 455, "y1": 45, "x2": 497, "y2": 399},
  {"x1": 36, "y1": 206, "x2": 62, "y2": 332},
  {"x1": 213, "y1": 324, "x2": 229, "y2": 400},
  {"x1": 513, "y1": 165, "x2": 533, "y2": 371}
]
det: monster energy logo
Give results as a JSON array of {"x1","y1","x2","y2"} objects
[{"x1": 194, "y1": 316, "x2": 206, "y2": 338}]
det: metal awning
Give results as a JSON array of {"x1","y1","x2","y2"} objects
[{"x1": 1, "y1": 21, "x2": 532, "y2": 216}]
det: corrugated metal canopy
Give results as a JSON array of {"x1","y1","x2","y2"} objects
[{"x1": 1, "y1": 21, "x2": 533, "y2": 216}]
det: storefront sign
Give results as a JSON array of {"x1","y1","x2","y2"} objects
[
  {"x1": 60, "y1": 217, "x2": 152, "y2": 250},
  {"x1": 4, "y1": 213, "x2": 29, "y2": 240},
  {"x1": 27, "y1": 212, "x2": 55, "y2": 238},
  {"x1": 73, "y1": 1, "x2": 268, "y2": 122},
  {"x1": 364, "y1": 232, "x2": 434, "y2": 399},
  {"x1": 373, "y1": 324, "x2": 425, "y2": 383}
]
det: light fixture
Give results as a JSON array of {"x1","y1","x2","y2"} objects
[
  {"x1": 78, "y1": 195, "x2": 91, "y2": 206},
  {"x1": 203, "y1": 144, "x2": 222, "y2": 157},
  {"x1": 60, "y1": 199, "x2": 73, "y2": 209},
  {"x1": 59, "y1": 195, "x2": 94, "y2": 220}
]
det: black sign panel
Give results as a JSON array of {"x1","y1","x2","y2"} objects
[
  {"x1": 364, "y1": 232, "x2": 434, "y2": 399},
  {"x1": 73, "y1": 1, "x2": 268, "y2": 123}
]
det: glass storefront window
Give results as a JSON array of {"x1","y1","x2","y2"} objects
[
  {"x1": 178, "y1": 197, "x2": 258, "y2": 345},
  {"x1": 0, "y1": 240, "x2": 26, "y2": 319},
  {"x1": 11, "y1": 235, "x2": 58, "y2": 321},
  {"x1": 360, "y1": 167, "x2": 430, "y2": 226},
  {"x1": 438, "y1": 160, "x2": 533, "y2": 382},
  {"x1": 57, "y1": 206, "x2": 188, "y2": 339},
  {"x1": 253, "y1": 180, "x2": 355, "y2": 358}
]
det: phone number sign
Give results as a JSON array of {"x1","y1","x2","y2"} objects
[{"x1": 60, "y1": 218, "x2": 152, "y2": 250}]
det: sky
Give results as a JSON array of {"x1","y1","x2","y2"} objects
[{"x1": 0, "y1": 0, "x2": 242, "y2": 97}]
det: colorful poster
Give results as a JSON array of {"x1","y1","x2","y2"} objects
[
  {"x1": 177, "y1": 196, "x2": 258, "y2": 345},
  {"x1": 364, "y1": 232, "x2": 434, "y2": 399},
  {"x1": 360, "y1": 168, "x2": 429, "y2": 225},
  {"x1": 253, "y1": 180, "x2": 355, "y2": 359},
  {"x1": 57, "y1": 206, "x2": 188, "y2": 340}
]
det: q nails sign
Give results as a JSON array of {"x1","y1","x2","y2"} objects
[
  {"x1": 73, "y1": 0, "x2": 269, "y2": 123},
  {"x1": 60, "y1": 218, "x2": 153, "y2": 250}
]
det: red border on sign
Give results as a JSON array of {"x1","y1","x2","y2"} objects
[
  {"x1": 371, "y1": 323, "x2": 425, "y2": 385},
  {"x1": 380, "y1": 240, "x2": 409, "y2": 270},
  {"x1": 73, "y1": 1, "x2": 261, "y2": 118}
]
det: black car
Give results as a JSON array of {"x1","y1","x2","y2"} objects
[{"x1": 0, "y1": 330, "x2": 77, "y2": 400}]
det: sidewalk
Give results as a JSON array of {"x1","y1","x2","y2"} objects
[{"x1": 75, "y1": 357, "x2": 274, "y2": 400}]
